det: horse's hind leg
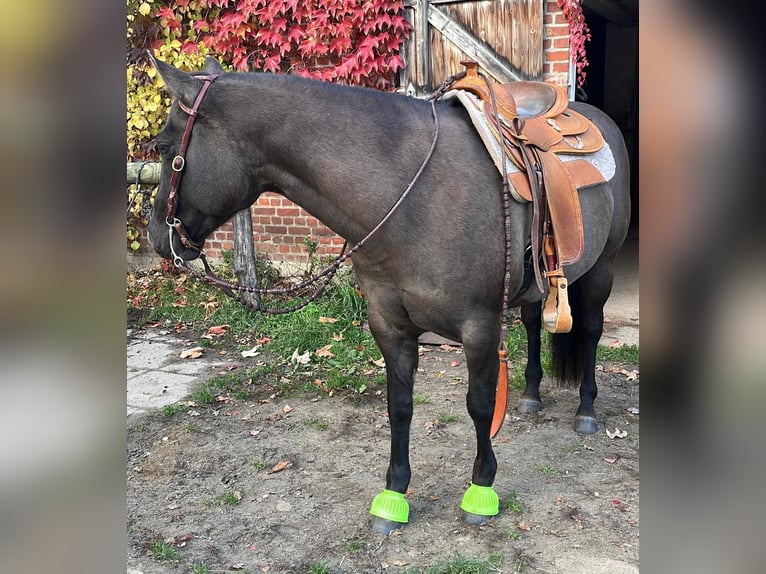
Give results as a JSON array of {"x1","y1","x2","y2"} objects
[
  {"x1": 566, "y1": 265, "x2": 616, "y2": 435},
  {"x1": 460, "y1": 333, "x2": 501, "y2": 525},
  {"x1": 518, "y1": 302, "x2": 544, "y2": 414}
]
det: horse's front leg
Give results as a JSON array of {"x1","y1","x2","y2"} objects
[
  {"x1": 366, "y1": 316, "x2": 420, "y2": 535},
  {"x1": 460, "y1": 337, "x2": 501, "y2": 525}
]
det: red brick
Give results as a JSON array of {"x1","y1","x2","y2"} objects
[{"x1": 546, "y1": 49, "x2": 570, "y2": 62}]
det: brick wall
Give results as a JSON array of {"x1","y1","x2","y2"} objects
[
  {"x1": 543, "y1": 1, "x2": 571, "y2": 87},
  {"x1": 129, "y1": 4, "x2": 571, "y2": 268}
]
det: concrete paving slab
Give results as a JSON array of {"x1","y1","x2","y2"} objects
[{"x1": 127, "y1": 369, "x2": 199, "y2": 416}]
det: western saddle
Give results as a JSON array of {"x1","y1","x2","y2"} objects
[{"x1": 447, "y1": 61, "x2": 607, "y2": 334}]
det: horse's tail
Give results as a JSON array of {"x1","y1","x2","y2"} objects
[{"x1": 549, "y1": 279, "x2": 587, "y2": 387}]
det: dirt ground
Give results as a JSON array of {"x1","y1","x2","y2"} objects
[{"x1": 127, "y1": 326, "x2": 639, "y2": 574}]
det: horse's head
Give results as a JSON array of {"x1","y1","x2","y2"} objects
[{"x1": 147, "y1": 55, "x2": 252, "y2": 262}]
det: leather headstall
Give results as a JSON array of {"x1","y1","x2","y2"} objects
[{"x1": 165, "y1": 74, "x2": 220, "y2": 260}]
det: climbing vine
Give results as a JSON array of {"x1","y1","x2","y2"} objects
[{"x1": 556, "y1": 0, "x2": 591, "y2": 89}]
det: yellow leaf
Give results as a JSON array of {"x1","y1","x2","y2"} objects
[{"x1": 318, "y1": 316, "x2": 338, "y2": 324}]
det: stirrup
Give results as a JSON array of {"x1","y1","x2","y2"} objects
[{"x1": 543, "y1": 274, "x2": 572, "y2": 333}]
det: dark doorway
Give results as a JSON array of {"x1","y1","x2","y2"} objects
[{"x1": 582, "y1": 1, "x2": 638, "y2": 236}]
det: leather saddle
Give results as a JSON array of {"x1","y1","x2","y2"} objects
[{"x1": 447, "y1": 61, "x2": 608, "y2": 333}]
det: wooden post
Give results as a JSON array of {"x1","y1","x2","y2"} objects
[{"x1": 232, "y1": 209, "x2": 261, "y2": 307}]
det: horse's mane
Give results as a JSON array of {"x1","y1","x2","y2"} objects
[{"x1": 211, "y1": 70, "x2": 423, "y2": 115}]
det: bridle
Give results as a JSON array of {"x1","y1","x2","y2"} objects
[{"x1": 165, "y1": 73, "x2": 220, "y2": 265}]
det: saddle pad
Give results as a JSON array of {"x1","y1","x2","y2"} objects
[{"x1": 451, "y1": 90, "x2": 616, "y2": 202}]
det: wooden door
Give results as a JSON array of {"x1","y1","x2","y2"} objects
[{"x1": 400, "y1": 0, "x2": 544, "y2": 95}]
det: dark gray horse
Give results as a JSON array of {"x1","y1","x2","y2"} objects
[{"x1": 147, "y1": 56, "x2": 630, "y2": 534}]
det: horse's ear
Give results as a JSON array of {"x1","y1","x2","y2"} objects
[
  {"x1": 202, "y1": 56, "x2": 225, "y2": 74},
  {"x1": 149, "y1": 52, "x2": 203, "y2": 106}
]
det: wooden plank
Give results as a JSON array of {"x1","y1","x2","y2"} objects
[
  {"x1": 127, "y1": 162, "x2": 161, "y2": 185},
  {"x1": 415, "y1": 0, "x2": 431, "y2": 90},
  {"x1": 428, "y1": 4, "x2": 521, "y2": 83}
]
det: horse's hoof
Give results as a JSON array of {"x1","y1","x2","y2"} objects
[
  {"x1": 462, "y1": 511, "x2": 492, "y2": 526},
  {"x1": 460, "y1": 483, "x2": 499, "y2": 526},
  {"x1": 574, "y1": 415, "x2": 598, "y2": 434},
  {"x1": 518, "y1": 397, "x2": 543, "y2": 414},
  {"x1": 369, "y1": 490, "x2": 408, "y2": 535},
  {"x1": 369, "y1": 516, "x2": 404, "y2": 535}
]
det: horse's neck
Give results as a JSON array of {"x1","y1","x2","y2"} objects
[{"x1": 239, "y1": 79, "x2": 430, "y2": 241}]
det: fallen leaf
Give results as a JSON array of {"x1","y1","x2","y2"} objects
[
  {"x1": 449, "y1": 360, "x2": 461, "y2": 367},
  {"x1": 290, "y1": 348, "x2": 311, "y2": 365},
  {"x1": 180, "y1": 347, "x2": 204, "y2": 359},
  {"x1": 282, "y1": 404, "x2": 293, "y2": 414},
  {"x1": 318, "y1": 316, "x2": 338, "y2": 323},
  {"x1": 620, "y1": 369, "x2": 639, "y2": 381},
  {"x1": 332, "y1": 332, "x2": 344, "y2": 342},
  {"x1": 241, "y1": 345, "x2": 261, "y2": 358},
  {"x1": 603, "y1": 454, "x2": 620, "y2": 464},
  {"x1": 267, "y1": 460, "x2": 293, "y2": 474},
  {"x1": 206, "y1": 324, "x2": 230, "y2": 336},
  {"x1": 315, "y1": 344, "x2": 334, "y2": 358},
  {"x1": 518, "y1": 522, "x2": 532, "y2": 531},
  {"x1": 218, "y1": 350, "x2": 228, "y2": 355},
  {"x1": 389, "y1": 559, "x2": 409, "y2": 566},
  {"x1": 606, "y1": 428, "x2": 628, "y2": 439},
  {"x1": 230, "y1": 564, "x2": 244, "y2": 570},
  {"x1": 372, "y1": 357, "x2": 386, "y2": 368}
]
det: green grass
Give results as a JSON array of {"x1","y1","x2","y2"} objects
[
  {"x1": 436, "y1": 412, "x2": 459, "y2": 424},
  {"x1": 128, "y1": 257, "x2": 384, "y2": 398},
  {"x1": 148, "y1": 540, "x2": 182, "y2": 563},
  {"x1": 204, "y1": 489, "x2": 243, "y2": 507},
  {"x1": 192, "y1": 564, "x2": 211, "y2": 574},
  {"x1": 309, "y1": 562, "x2": 331, "y2": 574},
  {"x1": 306, "y1": 418, "x2": 328, "y2": 430},
  {"x1": 505, "y1": 490, "x2": 523, "y2": 515},
  {"x1": 597, "y1": 343, "x2": 639, "y2": 363},
  {"x1": 537, "y1": 465, "x2": 557, "y2": 476},
  {"x1": 346, "y1": 539, "x2": 364, "y2": 552},
  {"x1": 162, "y1": 404, "x2": 183, "y2": 417},
  {"x1": 190, "y1": 384, "x2": 216, "y2": 404},
  {"x1": 405, "y1": 552, "x2": 503, "y2": 574},
  {"x1": 251, "y1": 459, "x2": 267, "y2": 470},
  {"x1": 413, "y1": 394, "x2": 431, "y2": 405}
]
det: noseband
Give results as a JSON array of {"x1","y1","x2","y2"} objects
[{"x1": 165, "y1": 74, "x2": 219, "y2": 265}]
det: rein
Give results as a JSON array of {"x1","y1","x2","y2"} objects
[{"x1": 165, "y1": 74, "x2": 443, "y2": 314}]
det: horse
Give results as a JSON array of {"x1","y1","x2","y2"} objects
[{"x1": 146, "y1": 56, "x2": 631, "y2": 535}]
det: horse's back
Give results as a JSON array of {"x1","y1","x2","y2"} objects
[{"x1": 568, "y1": 102, "x2": 631, "y2": 257}]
